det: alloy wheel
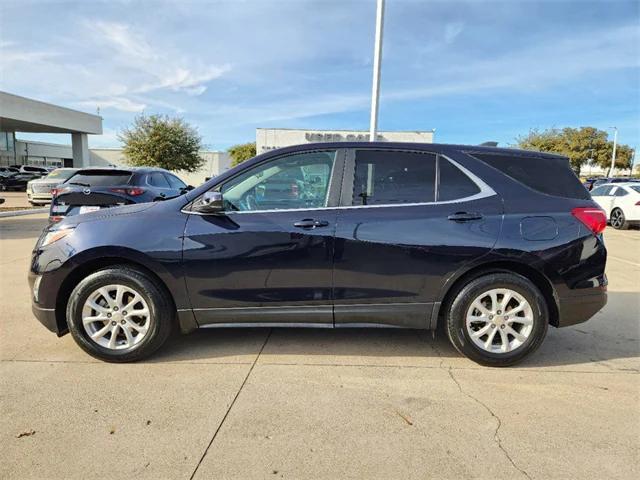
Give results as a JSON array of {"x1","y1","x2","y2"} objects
[
  {"x1": 611, "y1": 209, "x2": 624, "y2": 229},
  {"x1": 81, "y1": 284, "x2": 151, "y2": 350},
  {"x1": 465, "y1": 288, "x2": 534, "y2": 354}
]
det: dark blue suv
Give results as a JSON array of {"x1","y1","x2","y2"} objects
[{"x1": 29, "y1": 143, "x2": 608, "y2": 366}]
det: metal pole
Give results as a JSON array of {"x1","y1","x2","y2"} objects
[
  {"x1": 609, "y1": 127, "x2": 618, "y2": 177},
  {"x1": 369, "y1": 0, "x2": 385, "y2": 142}
]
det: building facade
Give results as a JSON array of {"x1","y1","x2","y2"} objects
[{"x1": 256, "y1": 128, "x2": 435, "y2": 153}]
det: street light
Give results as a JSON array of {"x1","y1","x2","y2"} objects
[
  {"x1": 608, "y1": 126, "x2": 618, "y2": 177},
  {"x1": 369, "y1": 0, "x2": 385, "y2": 141}
]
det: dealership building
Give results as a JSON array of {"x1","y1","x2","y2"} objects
[
  {"x1": 256, "y1": 127, "x2": 434, "y2": 153},
  {"x1": 2, "y1": 92, "x2": 438, "y2": 185}
]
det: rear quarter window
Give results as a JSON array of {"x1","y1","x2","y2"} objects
[
  {"x1": 469, "y1": 152, "x2": 590, "y2": 200},
  {"x1": 438, "y1": 158, "x2": 480, "y2": 201}
]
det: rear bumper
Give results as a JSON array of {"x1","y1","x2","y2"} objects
[{"x1": 557, "y1": 289, "x2": 607, "y2": 327}]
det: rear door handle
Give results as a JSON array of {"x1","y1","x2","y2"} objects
[
  {"x1": 448, "y1": 212, "x2": 483, "y2": 222},
  {"x1": 294, "y1": 219, "x2": 329, "y2": 229}
]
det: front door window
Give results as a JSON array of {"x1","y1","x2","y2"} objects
[{"x1": 221, "y1": 151, "x2": 336, "y2": 212}]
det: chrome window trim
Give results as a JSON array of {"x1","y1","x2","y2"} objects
[{"x1": 181, "y1": 153, "x2": 496, "y2": 215}]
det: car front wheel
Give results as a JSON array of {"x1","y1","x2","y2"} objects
[
  {"x1": 445, "y1": 272, "x2": 548, "y2": 367},
  {"x1": 66, "y1": 266, "x2": 174, "y2": 362}
]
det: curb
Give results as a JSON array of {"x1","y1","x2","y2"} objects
[{"x1": 0, "y1": 208, "x2": 48, "y2": 218}]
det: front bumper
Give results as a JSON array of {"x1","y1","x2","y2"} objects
[
  {"x1": 27, "y1": 192, "x2": 53, "y2": 204},
  {"x1": 28, "y1": 270, "x2": 66, "y2": 336}
]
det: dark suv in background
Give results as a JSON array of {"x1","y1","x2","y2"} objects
[
  {"x1": 49, "y1": 167, "x2": 191, "y2": 222},
  {"x1": 29, "y1": 143, "x2": 607, "y2": 366}
]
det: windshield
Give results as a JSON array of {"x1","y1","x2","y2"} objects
[
  {"x1": 66, "y1": 171, "x2": 132, "y2": 187},
  {"x1": 45, "y1": 169, "x2": 77, "y2": 181}
]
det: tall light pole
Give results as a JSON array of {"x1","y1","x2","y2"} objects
[
  {"x1": 369, "y1": 0, "x2": 385, "y2": 142},
  {"x1": 609, "y1": 126, "x2": 618, "y2": 177}
]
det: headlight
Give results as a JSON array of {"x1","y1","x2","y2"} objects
[{"x1": 41, "y1": 226, "x2": 75, "y2": 247}]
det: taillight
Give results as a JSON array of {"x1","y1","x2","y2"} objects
[
  {"x1": 635, "y1": 201, "x2": 640, "y2": 206},
  {"x1": 49, "y1": 215, "x2": 63, "y2": 223},
  {"x1": 571, "y1": 207, "x2": 607, "y2": 235},
  {"x1": 110, "y1": 187, "x2": 145, "y2": 196},
  {"x1": 127, "y1": 187, "x2": 145, "y2": 196}
]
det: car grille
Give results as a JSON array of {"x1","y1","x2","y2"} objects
[{"x1": 32, "y1": 184, "x2": 55, "y2": 193}]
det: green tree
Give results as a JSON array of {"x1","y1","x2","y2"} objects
[
  {"x1": 228, "y1": 142, "x2": 256, "y2": 167},
  {"x1": 611, "y1": 144, "x2": 635, "y2": 174},
  {"x1": 119, "y1": 114, "x2": 204, "y2": 172},
  {"x1": 516, "y1": 127, "x2": 634, "y2": 175}
]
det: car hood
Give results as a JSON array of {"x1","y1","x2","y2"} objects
[
  {"x1": 28, "y1": 178, "x2": 61, "y2": 185},
  {"x1": 58, "y1": 201, "x2": 159, "y2": 227}
]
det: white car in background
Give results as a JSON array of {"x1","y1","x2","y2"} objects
[{"x1": 590, "y1": 182, "x2": 640, "y2": 230}]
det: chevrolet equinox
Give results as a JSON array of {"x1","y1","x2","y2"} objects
[{"x1": 29, "y1": 143, "x2": 608, "y2": 366}]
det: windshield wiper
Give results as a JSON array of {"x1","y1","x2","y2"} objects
[{"x1": 68, "y1": 182, "x2": 91, "y2": 187}]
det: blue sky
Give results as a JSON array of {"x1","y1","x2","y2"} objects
[{"x1": 1, "y1": 0, "x2": 638, "y2": 152}]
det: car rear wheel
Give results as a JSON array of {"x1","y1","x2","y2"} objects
[
  {"x1": 66, "y1": 266, "x2": 174, "y2": 362},
  {"x1": 445, "y1": 273, "x2": 548, "y2": 367},
  {"x1": 610, "y1": 208, "x2": 629, "y2": 230}
]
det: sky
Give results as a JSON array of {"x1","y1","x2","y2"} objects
[{"x1": 1, "y1": 0, "x2": 639, "y2": 152}]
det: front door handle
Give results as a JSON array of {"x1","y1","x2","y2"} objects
[
  {"x1": 294, "y1": 219, "x2": 329, "y2": 229},
  {"x1": 448, "y1": 212, "x2": 483, "y2": 222}
]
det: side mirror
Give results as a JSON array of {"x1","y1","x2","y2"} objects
[{"x1": 194, "y1": 191, "x2": 224, "y2": 214}]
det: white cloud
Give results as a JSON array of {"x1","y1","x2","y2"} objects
[
  {"x1": 91, "y1": 20, "x2": 158, "y2": 61},
  {"x1": 77, "y1": 97, "x2": 146, "y2": 113},
  {"x1": 444, "y1": 22, "x2": 464, "y2": 44}
]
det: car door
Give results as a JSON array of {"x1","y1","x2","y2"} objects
[
  {"x1": 164, "y1": 173, "x2": 188, "y2": 197},
  {"x1": 589, "y1": 185, "x2": 613, "y2": 218},
  {"x1": 333, "y1": 148, "x2": 503, "y2": 328},
  {"x1": 146, "y1": 172, "x2": 172, "y2": 199},
  {"x1": 182, "y1": 149, "x2": 344, "y2": 326}
]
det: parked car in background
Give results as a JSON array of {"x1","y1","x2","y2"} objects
[
  {"x1": 0, "y1": 172, "x2": 41, "y2": 191},
  {"x1": 30, "y1": 142, "x2": 607, "y2": 366},
  {"x1": 582, "y1": 177, "x2": 605, "y2": 191},
  {"x1": 591, "y1": 177, "x2": 640, "y2": 189},
  {"x1": 27, "y1": 168, "x2": 79, "y2": 205},
  {"x1": 49, "y1": 167, "x2": 191, "y2": 222},
  {"x1": 0, "y1": 166, "x2": 20, "y2": 177},
  {"x1": 590, "y1": 182, "x2": 640, "y2": 230},
  {"x1": 10, "y1": 165, "x2": 50, "y2": 176}
]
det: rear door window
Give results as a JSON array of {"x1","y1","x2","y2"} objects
[
  {"x1": 352, "y1": 150, "x2": 436, "y2": 205},
  {"x1": 66, "y1": 171, "x2": 132, "y2": 186},
  {"x1": 165, "y1": 174, "x2": 186, "y2": 189},
  {"x1": 147, "y1": 173, "x2": 171, "y2": 188},
  {"x1": 469, "y1": 152, "x2": 590, "y2": 200}
]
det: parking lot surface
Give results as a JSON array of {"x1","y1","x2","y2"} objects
[
  {"x1": 0, "y1": 191, "x2": 32, "y2": 210},
  {"x1": 1, "y1": 214, "x2": 638, "y2": 479}
]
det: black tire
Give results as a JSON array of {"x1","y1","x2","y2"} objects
[
  {"x1": 66, "y1": 266, "x2": 174, "y2": 362},
  {"x1": 445, "y1": 272, "x2": 548, "y2": 367},
  {"x1": 610, "y1": 208, "x2": 629, "y2": 230}
]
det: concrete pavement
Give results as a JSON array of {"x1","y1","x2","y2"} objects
[{"x1": 1, "y1": 214, "x2": 638, "y2": 479}]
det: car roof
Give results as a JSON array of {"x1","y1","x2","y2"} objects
[
  {"x1": 596, "y1": 182, "x2": 640, "y2": 188},
  {"x1": 72, "y1": 166, "x2": 170, "y2": 174},
  {"x1": 276, "y1": 141, "x2": 568, "y2": 159}
]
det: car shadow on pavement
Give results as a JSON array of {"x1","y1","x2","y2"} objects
[
  {"x1": 150, "y1": 291, "x2": 639, "y2": 370},
  {"x1": 0, "y1": 215, "x2": 49, "y2": 241}
]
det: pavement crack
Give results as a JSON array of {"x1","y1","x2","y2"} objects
[
  {"x1": 447, "y1": 368, "x2": 531, "y2": 480},
  {"x1": 189, "y1": 329, "x2": 272, "y2": 480}
]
